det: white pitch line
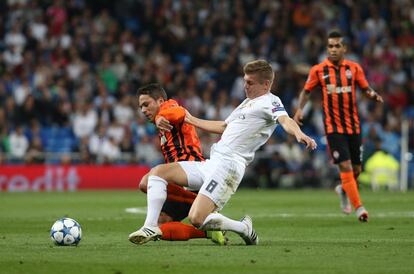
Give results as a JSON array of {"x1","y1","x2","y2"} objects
[
  {"x1": 254, "y1": 212, "x2": 414, "y2": 218},
  {"x1": 125, "y1": 207, "x2": 147, "y2": 214},
  {"x1": 124, "y1": 208, "x2": 414, "y2": 218}
]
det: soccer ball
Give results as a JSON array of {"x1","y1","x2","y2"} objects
[{"x1": 50, "y1": 217, "x2": 82, "y2": 246}]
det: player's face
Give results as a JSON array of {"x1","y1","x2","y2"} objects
[
  {"x1": 327, "y1": 38, "x2": 346, "y2": 63},
  {"x1": 243, "y1": 73, "x2": 270, "y2": 99},
  {"x1": 138, "y1": 95, "x2": 163, "y2": 122}
]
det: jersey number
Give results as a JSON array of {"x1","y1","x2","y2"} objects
[{"x1": 205, "y1": 180, "x2": 218, "y2": 193}]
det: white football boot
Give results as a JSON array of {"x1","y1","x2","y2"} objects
[
  {"x1": 128, "y1": 226, "x2": 162, "y2": 245},
  {"x1": 356, "y1": 206, "x2": 369, "y2": 222},
  {"x1": 335, "y1": 185, "x2": 352, "y2": 215},
  {"x1": 238, "y1": 215, "x2": 259, "y2": 245}
]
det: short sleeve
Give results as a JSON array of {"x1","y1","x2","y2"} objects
[
  {"x1": 303, "y1": 65, "x2": 320, "y2": 92},
  {"x1": 355, "y1": 63, "x2": 369, "y2": 90},
  {"x1": 156, "y1": 100, "x2": 185, "y2": 124},
  {"x1": 264, "y1": 97, "x2": 288, "y2": 122}
]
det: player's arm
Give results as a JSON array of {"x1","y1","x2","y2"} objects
[
  {"x1": 184, "y1": 110, "x2": 227, "y2": 134},
  {"x1": 362, "y1": 86, "x2": 383, "y2": 103},
  {"x1": 293, "y1": 89, "x2": 311, "y2": 126},
  {"x1": 278, "y1": 115, "x2": 317, "y2": 150},
  {"x1": 356, "y1": 63, "x2": 383, "y2": 103},
  {"x1": 155, "y1": 106, "x2": 186, "y2": 132}
]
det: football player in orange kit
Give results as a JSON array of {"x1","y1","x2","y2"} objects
[
  {"x1": 294, "y1": 31, "x2": 383, "y2": 222},
  {"x1": 130, "y1": 83, "x2": 226, "y2": 244}
]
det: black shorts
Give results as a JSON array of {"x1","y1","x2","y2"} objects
[
  {"x1": 326, "y1": 133, "x2": 362, "y2": 165},
  {"x1": 161, "y1": 200, "x2": 191, "y2": 222}
]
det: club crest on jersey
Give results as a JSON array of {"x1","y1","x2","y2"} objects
[{"x1": 345, "y1": 69, "x2": 352, "y2": 79}]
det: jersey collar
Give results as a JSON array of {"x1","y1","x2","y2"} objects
[{"x1": 324, "y1": 58, "x2": 347, "y2": 68}]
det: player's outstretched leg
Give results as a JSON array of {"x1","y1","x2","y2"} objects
[
  {"x1": 159, "y1": 222, "x2": 227, "y2": 245},
  {"x1": 335, "y1": 185, "x2": 352, "y2": 214},
  {"x1": 356, "y1": 206, "x2": 368, "y2": 222},
  {"x1": 128, "y1": 226, "x2": 162, "y2": 245},
  {"x1": 237, "y1": 215, "x2": 259, "y2": 245}
]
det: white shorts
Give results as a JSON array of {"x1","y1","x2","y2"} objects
[{"x1": 178, "y1": 156, "x2": 245, "y2": 210}]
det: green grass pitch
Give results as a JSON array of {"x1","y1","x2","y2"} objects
[{"x1": 1, "y1": 189, "x2": 414, "y2": 274}]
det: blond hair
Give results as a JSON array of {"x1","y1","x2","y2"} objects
[{"x1": 243, "y1": 60, "x2": 274, "y2": 84}]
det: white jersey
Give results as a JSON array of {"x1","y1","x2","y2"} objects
[{"x1": 212, "y1": 92, "x2": 288, "y2": 166}]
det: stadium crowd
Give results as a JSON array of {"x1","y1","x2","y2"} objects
[{"x1": 1, "y1": 0, "x2": 413, "y2": 188}]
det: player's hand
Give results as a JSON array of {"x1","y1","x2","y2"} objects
[
  {"x1": 293, "y1": 110, "x2": 304, "y2": 126},
  {"x1": 297, "y1": 134, "x2": 317, "y2": 150},
  {"x1": 367, "y1": 90, "x2": 384, "y2": 103},
  {"x1": 184, "y1": 109, "x2": 194, "y2": 124},
  {"x1": 155, "y1": 116, "x2": 173, "y2": 132}
]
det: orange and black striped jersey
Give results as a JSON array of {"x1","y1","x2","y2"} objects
[
  {"x1": 155, "y1": 99, "x2": 204, "y2": 163},
  {"x1": 304, "y1": 58, "x2": 369, "y2": 135}
]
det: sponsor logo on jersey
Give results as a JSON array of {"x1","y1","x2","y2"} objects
[{"x1": 327, "y1": 85, "x2": 352, "y2": 94}]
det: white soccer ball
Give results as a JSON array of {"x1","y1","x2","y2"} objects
[{"x1": 50, "y1": 217, "x2": 82, "y2": 246}]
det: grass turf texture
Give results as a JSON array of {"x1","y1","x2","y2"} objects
[{"x1": 1, "y1": 189, "x2": 413, "y2": 274}]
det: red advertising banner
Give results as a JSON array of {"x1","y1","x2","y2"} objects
[{"x1": 0, "y1": 165, "x2": 150, "y2": 192}]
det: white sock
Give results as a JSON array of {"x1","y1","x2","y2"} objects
[
  {"x1": 143, "y1": 175, "x2": 167, "y2": 227},
  {"x1": 200, "y1": 213, "x2": 246, "y2": 234}
]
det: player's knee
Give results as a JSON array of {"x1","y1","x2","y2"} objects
[
  {"x1": 148, "y1": 165, "x2": 167, "y2": 178},
  {"x1": 338, "y1": 160, "x2": 352, "y2": 172},
  {"x1": 188, "y1": 212, "x2": 204, "y2": 228},
  {"x1": 352, "y1": 165, "x2": 362, "y2": 179},
  {"x1": 138, "y1": 174, "x2": 148, "y2": 193},
  {"x1": 138, "y1": 179, "x2": 147, "y2": 193}
]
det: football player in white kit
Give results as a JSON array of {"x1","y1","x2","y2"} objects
[{"x1": 129, "y1": 60, "x2": 317, "y2": 245}]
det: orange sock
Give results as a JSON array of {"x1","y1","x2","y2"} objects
[
  {"x1": 167, "y1": 183, "x2": 197, "y2": 204},
  {"x1": 160, "y1": 222, "x2": 206, "y2": 241},
  {"x1": 340, "y1": 171, "x2": 362, "y2": 209}
]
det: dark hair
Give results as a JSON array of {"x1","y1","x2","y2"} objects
[
  {"x1": 328, "y1": 30, "x2": 348, "y2": 45},
  {"x1": 137, "y1": 83, "x2": 167, "y2": 100},
  {"x1": 328, "y1": 30, "x2": 343, "y2": 39}
]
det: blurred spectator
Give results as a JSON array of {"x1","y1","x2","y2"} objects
[
  {"x1": 25, "y1": 136, "x2": 44, "y2": 164},
  {"x1": 29, "y1": 14, "x2": 48, "y2": 42},
  {"x1": 13, "y1": 77, "x2": 31, "y2": 106},
  {"x1": 277, "y1": 135, "x2": 304, "y2": 173},
  {"x1": 106, "y1": 119, "x2": 125, "y2": 144},
  {"x1": 111, "y1": 52, "x2": 128, "y2": 81},
  {"x1": 88, "y1": 124, "x2": 106, "y2": 159},
  {"x1": 4, "y1": 22, "x2": 26, "y2": 53},
  {"x1": 3, "y1": 45, "x2": 23, "y2": 69},
  {"x1": 72, "y1": 102, "x2": 97, "y2": 139},
  {"x1": 135, "y1": 135, "x2": 162, "y2": 166},
  {"x1": 101, "y1": 136, "x2": 121, "y2": 163},
  {"x1": 8, "y1": 125, "x2": 29, "y2": 161},
  {"x1": 113, "y1": 94, "x2": 134, "y2": 126}
]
